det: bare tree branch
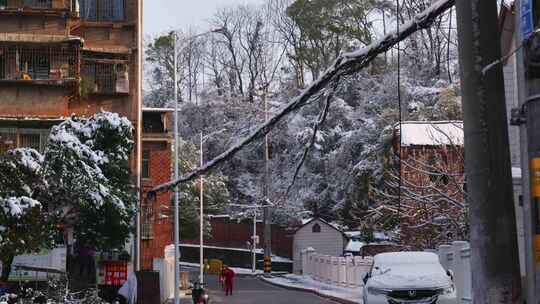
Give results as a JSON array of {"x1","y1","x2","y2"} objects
[
  {"x1": 151, "y1": 0, "x2": 455, "y2": 194},
  {"x1": 286, "y1": 78, "x2": 339, "y2": 196}
]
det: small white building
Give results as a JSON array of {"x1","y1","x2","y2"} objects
[{"x1": 292, "y1": 218, "x2": 347, "y2": 274}]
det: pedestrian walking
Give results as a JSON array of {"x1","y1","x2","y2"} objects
[{"x1": 223, "y1": 266, "x2": 235, "y2": 296}]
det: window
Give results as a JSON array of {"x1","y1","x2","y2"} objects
[
  {"x1": 0, "y1": 129, "x2": 49, "y2": 154},
  {"x1": 142, "y1": 150, "x2": 150, "y2": 179},
  {"x1": 312, "y1": 223, "x2": 321, "y2": 233},
  {"x1": 20, "y1": 133, "x2": 41, "y2": 151},
  {"x1": 141, "y1": 203, "x2": 154, "y2": 239},
  {"x1": 80, "y1": 0, "x2": 125, "y2": 22}
]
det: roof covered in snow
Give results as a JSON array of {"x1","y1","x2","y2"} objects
[
  {"x1": 345, "y1": 240, "x2": 365, "y2": 252},
  {"x1": 297, "y1": 218, "x2": 345, "y2": 236},
  {"x1": 398, "y1": 121, "x2": 464, "y2": 147}
]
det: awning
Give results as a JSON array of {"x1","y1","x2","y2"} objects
[
  {"x1": 83, "y1": 45, "x2": 132, "y2": 54},
  {"x1": 0, "y1": 33, "x2": 83, "y2": 44}
]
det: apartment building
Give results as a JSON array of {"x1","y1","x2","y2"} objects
[
  {"x1": 0, "y1": 0, "x2": 143, "y2": 264},
  {"x1": 0, "y1": 0, "x2": 141, "y2": 161}
]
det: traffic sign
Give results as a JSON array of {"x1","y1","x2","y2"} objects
[{"x1": 522, "y1": 0, "x2": 534, "y2": 39}]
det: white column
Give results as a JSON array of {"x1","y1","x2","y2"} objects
[
  {"x1": 339, "y1": 257, "x2": 347, "y2": 287},
  {"x1": 438, "y1": 244, "x2": 452, "y2": 270},
  {"x1": 331, "y1": 257, "x2": 339, "y2": 285},
  {"x1": 327, "y1": 256, "x2": 333, "y2": 284},
  {"x1": 452, "y1": 241, "x2": 470, "y2": 304}
]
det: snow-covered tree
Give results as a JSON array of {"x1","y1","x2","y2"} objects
[
  {"x1": 43, "y1": 112, "x2": 136, "y2": 251},
  {"x1": 0, "y1": 149, "x2": 55, "y2": 282}
]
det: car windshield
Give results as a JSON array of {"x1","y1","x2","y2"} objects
[{"x1": 373, "y1": 252, "x2": 442, "y2": 273}]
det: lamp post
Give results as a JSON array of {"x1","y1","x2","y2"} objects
[
  {"x1": 198, "y1": 128, "x2": 226, "y2": 284},
  {"x1": 171, "y1": 27, "x2": 224, "y2": 304}
]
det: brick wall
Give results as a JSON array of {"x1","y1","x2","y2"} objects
[
  {"x1": 183, "y1": 217, "x2": 296, "y2": 259},
  {"x1": 140, "y1": 140, "x2": 172, "y2": 270},
  {"x1": 399, "y1": 145, "x2": 466, "y2": 249}
]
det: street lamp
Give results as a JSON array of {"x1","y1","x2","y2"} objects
[
  {"x1": 198, "y1": 128, "x2": 227, "y2": 284},
  {"x1": 171, "y1": 27, "x2": 224, "y2": 304}
]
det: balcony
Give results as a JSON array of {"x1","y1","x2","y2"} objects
[
  {"x1": 81, "y1": 57, "x2": 129, "y2": 95},
  {"x1": 0, "y1": 37, "x2": 79, "y2": 85},
  {"x1": 0, "y1": 0, "x2": 72, "y2": 11},
  {"x1": 142, "y1": 109, "x2": 172, "y2": 141},
  {"x1": 79, "y1": 0, "x2": 126, "y2": 22}
]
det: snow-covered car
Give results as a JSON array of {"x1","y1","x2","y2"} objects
[{"x1": 362, "y1": 252, "x2": 456, "y2": 304}]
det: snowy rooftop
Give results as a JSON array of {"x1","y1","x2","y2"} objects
[
  {"x1": 398, "y1": 121, "x2": 464, "y2": 146},
  {"x1": 345, "y1": 240, "x2": 365, "y2": 252}
]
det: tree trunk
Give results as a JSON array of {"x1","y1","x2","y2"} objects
[{"x1": 1, "y1": 255, "x2": 14, "y2": 282}]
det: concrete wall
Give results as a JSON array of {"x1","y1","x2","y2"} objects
[
  {"x1": 293, "y1": 220, "x2": 345, "y2": 274},
  {"x1": 0, "y1": 85, "x2": 69, "y2": 117}
]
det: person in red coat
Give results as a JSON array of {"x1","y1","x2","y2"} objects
[{"x1": 223, "y1": 266, "x2": 236, "y2": 296}]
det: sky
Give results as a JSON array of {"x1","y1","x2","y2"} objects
[{"x1": 144, "y1": 0, "x2": 264, "y2": 36}]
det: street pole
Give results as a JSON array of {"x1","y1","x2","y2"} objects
[
  {"x1": 516, "y1": 0, "x2": 540, "y2": 301},
  {"x1": 199, "y1": 131, "x2": 204, "y2": 284},
  {"x1": 455, "y1": 1, "x2": 522, "y2": 303},
  {"x1": 173, "y1": 31, "x2": 181, "y2": 304},
  {"x1": 263, "y1": 92, "x2": 272, "y2": 274},
  {"x1": 514, "y1": 1, "x2": 535, "y2": 302},
  {"x1": 252, "y1": 211, "x2": 257, "y2": 273}
]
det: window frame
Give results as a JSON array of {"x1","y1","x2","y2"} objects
[
  {"x1": 312, "y1": 223, "x2": 321, "y2": 233},
  {"x1": 142, "y1": 149, "x2": 151, "y2": 179}
]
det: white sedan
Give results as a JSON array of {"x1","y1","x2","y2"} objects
[{"x1": 363, "y1": 252, "x2": 457, "y2": 304}]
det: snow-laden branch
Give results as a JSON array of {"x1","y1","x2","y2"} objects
[{"x1": 151, "y1": 0, "x2": 456, "y2": 194}]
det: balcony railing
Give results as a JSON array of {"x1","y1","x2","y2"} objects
[
  {"x1": 0, "y1": 44, "x2": 78, "y2": 82},
  {"x1": 81, "y1": 59, "x2": 129, "y2": 95},
  {"x1": 79, "y1": 0, "x2": 125, "y2": 22},
  {"x1": 0, "y1": 0, "x2": 72, "y2": 10}
]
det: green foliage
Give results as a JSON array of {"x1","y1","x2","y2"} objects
[
  {"x1": 175, "y1": 139, "x2": 229, "y2": 240},
  {"x1": 145, "y1": 33, "x2": 176, "y2": 107},
  {"x1": 0, "y1": 149, "x2": 55, "y2": 281},
  {"x1": 286, "y1": 0, "x2": 373, "y2": 76},
  {"x1": 43, "y1": 112, "x2": 136, "y2": 251}
]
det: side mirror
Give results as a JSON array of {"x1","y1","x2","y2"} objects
[
  {"x1": 446, "y1": 269, "x2": 454, "y2": 281},
  {"x1": 363, "y1": 273, "x2": 370, "y2": 284}
]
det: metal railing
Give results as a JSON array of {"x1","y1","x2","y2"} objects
[
  {"x1": 0, "y1": 44, "x2": 78, "y2": 81},
  {"x1": 79, "y1": 0, "x2": 126, "y2": 22},
  {"x1": 81, "y1": 59, "x2": 129, "y2": 95},
  {"x1": 0, "y1": 0, "x2": 72, "y2": 10}
]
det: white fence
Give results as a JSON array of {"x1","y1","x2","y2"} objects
[
  {"x1": 434, "y1": 241, "x2": 472, "y2": 304},
  {"x1": 300, "y1": 248, "x2": 373, "y2": 288}
]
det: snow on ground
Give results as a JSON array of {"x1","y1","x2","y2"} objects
[
  {"x1": 179, "y1": 244, "x2": 293, "y2": 263},
  {"x1": 262, "y1": 274, "x2": 363, "y2": 304},
  {"x1": 180, "y1": 262, "x2": 264, "y2": 276}
]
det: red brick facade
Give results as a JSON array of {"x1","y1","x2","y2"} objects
[
  {"x1": 394, "y1": 122, "x2": 466, "y2": 249},
  {"x1": 140, "y1": 109, "x2": 173, "y2": 270},
  {"x1": 183, "y1": 217, "x2": 296, "y2": 259}
]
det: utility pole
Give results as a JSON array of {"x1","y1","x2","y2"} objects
[
  {"x1": 455, "y1": 1, "x2": 522, "y2": 303},
  {"x1": 263, "y1": 92, "x2": 272, "y2": 274},
  {"x1": 515, "y1": 0, "x2": 540, "y2": 302},
  {"x1": 173, "y1": 31, "x2": 181, "y2": 304},
  {"x1": 199, "y1": 131, "x2": 204, "y2": 284}
]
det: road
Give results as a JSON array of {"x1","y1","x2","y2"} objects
[{"x1": 185, "y1": 269, "x2": 340, "y2": 304}]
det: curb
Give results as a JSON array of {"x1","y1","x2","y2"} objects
[{"x1": 259, "y1": 276, "x2": 359, "y2": 304}]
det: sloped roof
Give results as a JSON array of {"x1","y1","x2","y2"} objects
[
  {"x1": 398, "y1": 121, "x2": 464, "y2": 146},
  {"x1": 296, "y1": 217, "x2": 346, "y2": 237}
]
